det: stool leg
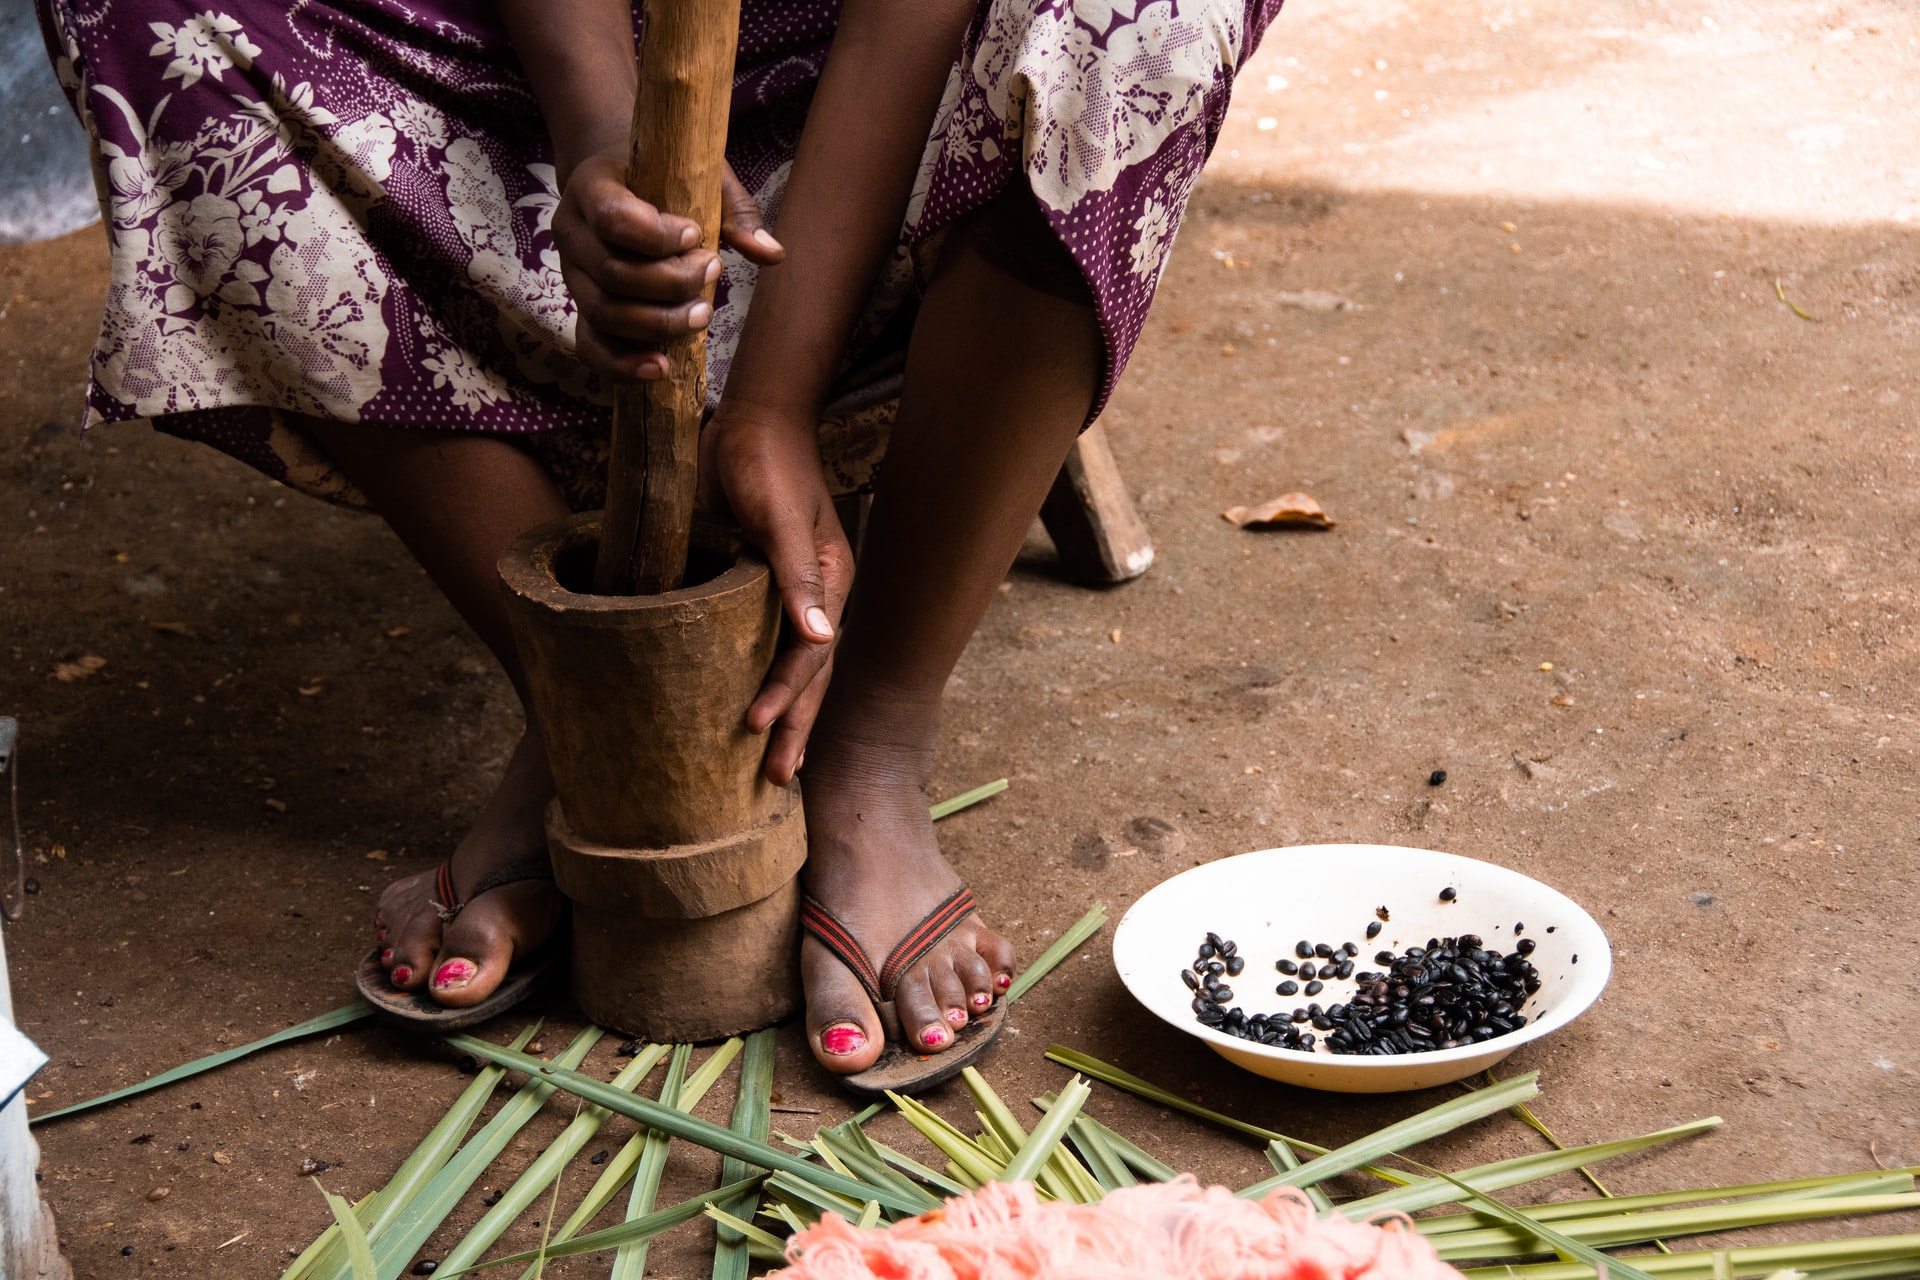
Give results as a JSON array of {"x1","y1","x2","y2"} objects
[{"x1": 1038, "y1": 422, "x2": 1154, "y2": 584}]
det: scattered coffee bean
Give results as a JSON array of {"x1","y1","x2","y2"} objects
[
  {"x1": 1295, "y1": 940, "x2": 1314, "y2": 959},
  {"x1": 1276, "y1": 959, "x2": 1298, "y2": 975},
  {"x1": 1438, "y1": 887, "x2": 1457, "y2": 902},
  {"x1": 1365, "y1": 921, "x2": 1382, "y2": 939},
  {"x1": 1225, "y1": 955, "x2": 1245, "y2": 976},
  {"x1": 1304, "y1": 980, "x2": 1324, "y2": 996},
  {"x1": 413, "y1": 1263, "x2": 439, "y2": 1276},
  {"x1": 1276, "y1": 981, "x2": 1298, "y2": 996},
  {"x1": 1428, "y1": 769, "x2": 1447, "y2": 786}
]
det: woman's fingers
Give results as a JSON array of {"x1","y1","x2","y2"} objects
[{"x1": 720, "y1": 164, "x2": 784, "y2": 265}]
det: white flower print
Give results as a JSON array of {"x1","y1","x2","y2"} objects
[
  {"x1": 156, "y1": 193, "x2": 244, "y2": 295},
  {"x1": 391, "y1": 98, "x2": 449, "y2": 151},
  {"x1": 424, "y1": 344, "x2": 509, "y2": 410},
  {"x1": 513, "y1": 164, "x2": 560, "y2": 237},
  {"x1": 147, "y1": 13, "x2": 261, "y2": 90},
  {"x1": 1129, "y1": 192, "x2": 1173, "y2": 280},
  {"x1": 968, "y1": 0, "x2": 1242, "y2": 211},
  {"x1": 237, "y1": 189, "x2": 293, "y2": 245}
]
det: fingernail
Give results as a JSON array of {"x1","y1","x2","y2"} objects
[
  {"x1": 995, "y1": 973, "x2": 1012, "y2": 990},
  {"x1": 820, "y1": 1024, "x2": 866, "y2": 1056},
  {"x1": 391, "y1": 966, "x2": 413, "y2": 986},
  {"x1": 753, "y1": 228, "x2": 783, "y2": 253},
  {"x1": 920, "y1": 1025, "x2": 951, "y2": 1049},
  {"x1": 380, "y1": 949, "x2": 394, "y2": 963},
  {"x1": 804, "y1": 606, "x2": 832, "y2": 640},
  {"x1": 433, "y1": 959, "x2": 477, "y2": 990},
  {"x1": 688, "y1": 301, "x2": 711, "y2": 330},
  {"x1": 704, "y1": 256, "x2": 722, "y2": 284},
  {"x1": 947, "y1": 1008, "x2": 968, "y2": 1026},
  {"x1": 794, "y1": 751, "x2": 805, "y2": 772},
  {"x1": 680, "y1": 224, "x2": 698, "y2": 249}
]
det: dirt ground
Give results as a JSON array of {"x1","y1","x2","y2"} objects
[{"x1": 5, "y1": 0, "x2": 1918, "y2": 1275}]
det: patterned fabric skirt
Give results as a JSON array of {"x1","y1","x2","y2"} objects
[{"x1": 38, "y1": 0, "x2": 1282, "y2": 509}]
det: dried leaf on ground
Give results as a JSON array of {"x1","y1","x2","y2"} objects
[
  {"x1": 50, "y1": 654, "x2": 108, "y2": 682},
  {"x1": 1223, "y1": 494, "x2": 1336, "y2": 530},
  {"x1": 1272, "y1": 290, "x2": 1352, "y2": 312}
]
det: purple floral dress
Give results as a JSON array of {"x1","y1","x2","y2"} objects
[{"x1": 37, "y1": 0, "x2": 1283, "y2": 507}]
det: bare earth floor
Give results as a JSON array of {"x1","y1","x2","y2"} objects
[{"x1": 3, "y1": 0, "x2": 1917, "y2": 1275}]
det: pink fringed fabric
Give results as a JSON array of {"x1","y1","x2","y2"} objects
[{"x1": 773, "y1": 1178, "x2": 1463, "y2": 1280}]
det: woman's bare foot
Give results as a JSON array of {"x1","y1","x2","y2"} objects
[
  {"x1": 797, "y1": 701, "x2": 1015, "y2": 1073},
  {"x1": 373, "y1": 730, "x2": 567, "y2": 1007}
]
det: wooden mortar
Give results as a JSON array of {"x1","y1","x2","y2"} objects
[{"x1": 499, "y1": 513, "x2": 803, "y2": 1041}]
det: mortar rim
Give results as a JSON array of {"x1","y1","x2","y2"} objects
[{"x1": 498, "y1": 509, "x2": 769, "y2": 614}]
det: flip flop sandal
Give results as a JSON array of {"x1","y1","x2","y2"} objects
[
  {"x1": 358, "y1": 855, "x2": 565, "y2": 1032},
  {"x1": 801, "y1": 885, "x2": 1007, "y2": 1097}
]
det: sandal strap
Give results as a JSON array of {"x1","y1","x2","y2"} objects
[
  {"x1": 800, "y1": 895, "x2": 884, "y2": 1006},
  {"x1": 431, "y1": 856, "x2": 555, "y2": 924},
  {"x1": 878, "y1": 887, "x2": 976, "y2": 999},
  {"x1": 800, "y1": 886, "x2": 979, "y2": 1006}
]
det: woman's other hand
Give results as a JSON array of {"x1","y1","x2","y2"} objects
[
  {"x1": 699, "y1": 405, "x2": 853, "y2": 785},
  {"x1": 555, "y1": 154, "x2": 783, "y2": 382}
]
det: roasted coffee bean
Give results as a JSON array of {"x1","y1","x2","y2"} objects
[
  {"x1": 1276, "y1": 980, "x2": 1298, "y2": 995},
  {"x1": 1277, "y1": 959, "x2": 1298, "y2": 975},
  {"x1": 1429, "y1": 769, "x2": 1447, "y2": 786},
  {"x1": 1375, "y1": 950, "x2": 1394, "y2": 965},
  {"x1": 1342, "y1": 941, "x2": 1360, "y2": 957},
  {"x1": 1314, "y1": 942, "x2": 1334, "y2": 959},
  {"x1": 589, "y1": 1150, "x2": 609, "y2": 1165},
  {"x1": 1515, "y1": 938, "x2": 1536, "y2": 956},
  {"x1": 1295, "y1": 940, "x2": 1314, "y2": 958},
  {"x1": 1366, "y1": 921, "x2": 1383, "y2": 939},
  {"x1": 1336, "y1": 960, "x2": 1355, "y2": 979},
  {"x1": 1304, "y1": 980, "x2": 1324, "y2": 996},
  {"x1": 1226, "y1": 956, "x2": 1246, "y2": 976},
  {"x1": 1221, "y1": 939, "x2": 1238, "y2": 957},
  {"x1": 1198, "y1": 942, "x2": 1216, "y2": 960},
  {"x1": 1514, "y1": 922, "x2": 1525, "y2": 934},
  {"x1": 1438, "y1": 886, "x2": 1457, "y2": 902},
  {"x1": 1181, "y1": 969, "x2": 1199, "y2": 990},
  {"x1": 1297, "y1": 962, "x2": 1316, "y2": 980},
  {"x1": 413, "y1": 1263, "x2": 439, "y2": 1276},
  {"x1": 1212, "y1": 985, "x2": 1234, "y2": 1002},
  {"x1": 1206, "y1": 931, "x2": 1224, "y2": 951}
]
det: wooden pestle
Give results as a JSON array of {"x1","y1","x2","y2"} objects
[{"x1": 593, "y1": 0, "x2": 742, "y2": 596}]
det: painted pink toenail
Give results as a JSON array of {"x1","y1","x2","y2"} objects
[
  {"x1": 972, "y1": 993, "x2": 992, "y2": 1009},
  {"x1": 921, "y1": 1025, "x2": 950, "y2": 1049},
  {"x1": 377, "y1": 928, "x2": 387, "y2": 942},
  {"x1": 381, "y1": 949, "x2": 394, "y2": 963},
  {"x1": 433, "y1": 959, "x2": 476, "y2": 989},
  {"x1": 947, "y1": 1008, "x2": 968, "y2": 1026},
  {"x1": 391, "y1": 966, "x2": 412, "y2": 985},
  {"x1": 995, "y1": 973, "x2": 1012, "y2": 989},
  {"x1": 821, "y1": 1025, "x2": 866, "y2": 1056}
]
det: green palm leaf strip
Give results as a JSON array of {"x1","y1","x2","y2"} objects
[
  {"x1": 712, "y1": 1028, "x2": 778, "y2": 1280},
  {"x1": 1033, "y1": 1094, "x2": 1176, "y2": 1182},
  {"x1": 704, "y1": 1204, "x2": 787, "y2": 1255},
  {"x1": 444, "y1": 1034, "x2": 926, "y2": 1215},
  {"x1": 1043, "y1": 1045, "x2": 1410, "y2": 1185},
  {"x1": 499, "y1": 1043, "x2": 671, "y2": 1280},
  {"x1": 611, "y1": 1043, "x2": 692, "y2": 1280},
  {"x1": 1343, "y1": 1117, "x2": 1722, "y2": 1219},
  {"x1": 315, "y1": 1179, "x2": 378, "y2": 1280},
  {"x1": 1415, "y1": 1164, "x2": 1661, "y2": 1280},
  {"x1": 1454, "y1": 1232, "x2": 1920, "y2": 1279},
  {"x1": 1428, "y1": 1194, "x2": 1920, "y2": 1261},
  {"x1": 861, "y1": 1133, "x2": 974, "y2": 1197},
  {"x1": 1006, "y1": 905, "x2": 1108, "y2": 1003},
  {"x1": 437, "y1": 1176, "x2": 769, "y2": 1274},
  {"x1": 360, "y1": 1025, "x2": 601, "y2": 1280},
  {"x1": 813, "y1": 1127, "x2": 941, "y2": 1213},
  {"x1": 890, "y1": 1090, "x2": 1009, "y2": 1185},
  {"x1": 35, "y1": 1002, "x2": 374, "y2": 1126},
  {"x1": 928, "y1": 779, "x2": 1008, "y2": 820},
  {"x1": 1065, "y1": 1116, "x2": 1135, "y2": 1193},
  {"x1": 1267, "y1": 1133, "x2": 1336, "y2": 1214},
  {"x1": 283, "y1": 1022, "x2": 541, "y2": 1280},
  {"x1": 1237, "y1": 1072, "x2": 1541, "y2": 1199},
  {"x1": 432, "y1": 1040, "x2": 668, "y2": 1276},
  {"x1": 963, "y1": 1066, "x2": 1084, "y2": 1201},
  {"x1": 999, "y1": 1076, "x2": 1091, "y2": 1186},
  {"x1": 1410, "y1": 1170, "x2": 1910, "y2": 1235}
]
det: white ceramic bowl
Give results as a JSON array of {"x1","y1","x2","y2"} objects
[{"x1": 1112, "y1": 845, "x2": 1612, "y2": 1092}]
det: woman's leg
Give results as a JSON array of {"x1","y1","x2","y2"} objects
[
  {"x1": 304, "y1": 420, "x2": 571, "y2": 1007},
  {"x1": 797, "y1": 196, "x2": 1103, "y2": 1071}
]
